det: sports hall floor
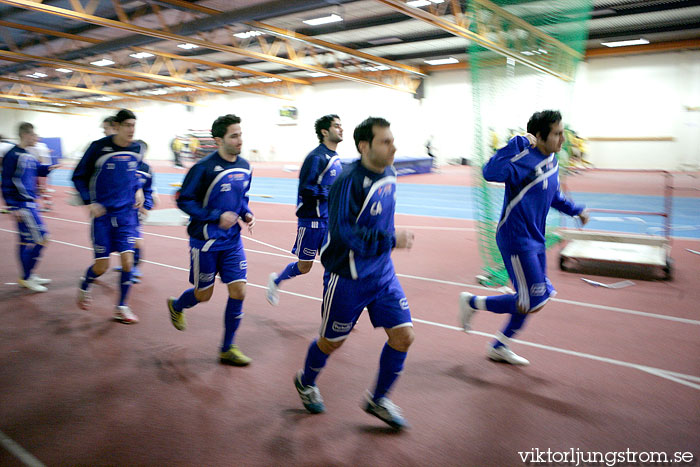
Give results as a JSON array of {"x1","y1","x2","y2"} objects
[{"x1": 1, "y1": 163, "x2": 698, "y2": 466}]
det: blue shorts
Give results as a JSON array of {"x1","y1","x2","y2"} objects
[
  {"x1": 189, "y1": 239, "x2": 247, "y2": 290},
  {"x1": 91, "y1": 211, "x2": 138, "y2": 259},
  {"x1": 16, "y1": 205, "x2": 48, "y2": 244},
  {"x1": 319, "y1": 271, "x2": 412, "y2": 342},
  {"x1": 291, "y1": 220, "x2": 326, "y2": 261},
  {"x1": 501, "y1": 249, "x2": 556, "y2": 313}
]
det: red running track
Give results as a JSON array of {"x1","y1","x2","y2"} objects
[{"x1": 0, "y1": 182, "x2": 698, "y2": 466}]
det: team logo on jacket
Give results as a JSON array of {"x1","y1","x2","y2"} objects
[
  {"x1": 233, "y1": 173, "x2": 246, "y2": 180},
  {"x1": 370, "y1": 201, "x2": 382, "y2": 216},
  {"x1": 220, "y1": 183, "x2": 231, "y2": 192}
]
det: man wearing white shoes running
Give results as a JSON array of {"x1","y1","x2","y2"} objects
[
  {"x1": 1, "y1": 122, "x2": 58, "y2": 292},
  {"x1": 266, "y1": 114, "x2": 343, "y2": 306},
  {"x1": 293, "y1": 117, "x2": 415, "y2": 430},
  {"x1": 459, "y1": 110, "x2": 588, "y2": 365}
]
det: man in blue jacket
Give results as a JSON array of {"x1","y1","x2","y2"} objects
[
  {"x1": 72, "y1": 109, "x2": 144, "y2": 324},
  {"x1": 1, "y1": 122, "x2": 58, "y2": 292},
  {"x1": 459, "y1": 110, "x2": 589, "y2": 365},
  {"x1": 167, "y1": 114, "x2": 256, "y2": 366},
  {"x1": 293, "y1": 117, "x2": 415, "y2": 430},
  {"x1": 266, "y1": 114, "x2": 343, "y2": 305}
]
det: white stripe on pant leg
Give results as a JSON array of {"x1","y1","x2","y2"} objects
[
  {"x1": 295, "y1": 227, "x2": 305, "y2": 258},
  {"x1": 21, "y1": 209, "x2": 41, "y2": 243},
  {"x1": 512, "y1": 254, "x2": 529, "y2": 312},
  {"x1": 319, "y1": 273, "x2": 337, "y2": 335},
  {"x1": 319, "y1": 273, "x2": 338, "y2": 337},
  {"x1": 192, "y1": 247, "x2": 200, "y2": 289}
]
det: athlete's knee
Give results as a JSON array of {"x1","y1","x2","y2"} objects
[
  {"x1": 227, "y1": 282, "x2": 246, "y2": 300},
  {"x1": 194, "y1": 287, "x2": 214, "y2": 302},
  {"x1": 92, "y1": 259, "x2": 109, "y2": 275},
  {"x1": 297, "y1": 261, "x2": 313, "y2": 274},
  {"x1": 317, "y1": 337, "x2": 344, "y2": 354},
  {"x1": 387, "y1": 326, "x2": 415, "y2": 352}
]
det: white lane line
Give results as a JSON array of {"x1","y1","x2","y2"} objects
[
  {"x1": 12, "y1": 216, "x2": 700, "y2": 326},
  {"x1": 412, "y1": 318, "x2": 700, "y2": 391},
  {"x1": 0, "y1": 227, "x2": 697, "y2": 392},
  {"x1": 0, "y1": 429, "x2": 46, "y2": 467}
]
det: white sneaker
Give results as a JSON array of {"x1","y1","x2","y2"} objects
[
  {"x1": 266, "y1": 272, "x2": 280, "y2": 306},
  {"x1": 487, "y1": 345, "x2": 530, "y2": 366},
  {"x1": 18, "y1": 277, "x2": 48, "y2": 293},
  {"x1": 458, "y1": 292, "x2": 476, "y2": 332},
  {"x1": 114, "y1": 306, "x2": 139, "y2": 324},
  {"x1": 29, "y1": 274, "x2": 51, "y2": 285}
]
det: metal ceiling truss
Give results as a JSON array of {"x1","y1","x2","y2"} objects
[
  {"x1": 0, "y1": 0, "x2": 422, "y2": 95},
  {"x1": 375, "y1": 0, "x2": 583, "y2": 82},
  {"x1": 0, "y1": 5, "x2": 305, "y2": 104},
  {"x1": 0, "y1": 103, "x2": 90, "y2": 116}
]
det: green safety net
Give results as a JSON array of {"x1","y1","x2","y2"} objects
[{"x1": 468, "y1": 0, "x2": 593, "y2": 286}]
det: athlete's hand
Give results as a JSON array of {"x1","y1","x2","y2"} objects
[
  {"x1": 89, "y1": 203, "x2": 106, "y2": 218},
  {"x1": 219, "y1": 211, "x2": 239, "y2": 229},
  {"x1": 577, "y1": 209, "x2": 590, "y2": 227},
  {"x1": 395, "y1": 229, "x2": 415, "y2": 249},
  {"x1": 524, "y1": 133, "x2": 537, "y2": 147},
  {"x1": 48, "y1": 163, "x2": 61, "y2": 172},
  {"x1": 133, "y1": 188, "x2": 144, "y2": 209},
  {"x1": 244, "y1": 213, "x2": 256, "y2": 234}
]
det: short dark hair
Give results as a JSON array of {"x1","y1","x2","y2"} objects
[
  {"x1": 103, "y1": 116, "x2": 116, "y2": 124},
  {"x1": 114, "y1": 109, "x2": 136, "y2": 123},
  {"x1": 353, "y1": 117, "x2": 390, "y2": 153},
  {"x1": 527, "y1": 110, "x2": 562, "y2": 141},
  {"x1": 211, "y1": 114, "x2": 241, "y2": 139},
  {"x1": 18, "y1": 122, "x2": 34, "y2": 137},
  {"x1": 315, "y1": 114, "x2": 339, "y2": 143}
]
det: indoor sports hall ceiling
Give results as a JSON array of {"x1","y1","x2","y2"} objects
[{"x1": 0, "y1": 0, "x2": 698, "y2": 112}]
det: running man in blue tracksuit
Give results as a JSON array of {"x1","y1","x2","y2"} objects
[
  {"x1": 459, "y1": 110, "x2": 589, "y2": 365},
  {"x1": 266, "y1": 114, "x2": 344, "y2": 305},
  {"x1": 72, "y1": 109, "x2": 145, "y2": 324},
  {"x1": 167, "y1": 114, "x2": 256, "y2": 366},
  {"x1": 293, "y1": 117, "x2": 415, "y2": 430},
  {"x1": 1, "y1": 122, "x2": 59, "y2": 293}
]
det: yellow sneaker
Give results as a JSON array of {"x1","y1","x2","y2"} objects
[
  {"x1": 219, "y1": 345, "x2": 252, "y2": 366},
  {"x1": 167, "y1": 297, "x2": 186, "y2": 331}
]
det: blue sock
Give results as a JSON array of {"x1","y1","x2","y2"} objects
[
  {"x1": 18, "y1": 244, "x2": 32, "y2": 280},
  {"x1": 484, "y1": 294, "x2": 518, "y2": 314},
  {"x1": 221, "y1": 298, "x2": 243, "y2": 352},
  {"x1": 173, "y1": 288, "x2": 198, "y2": 312},
  {"x1": 133, "y1": 248, "x2": 140, "y2": 266},
  {"x1": 493, "y1": 313, "x2": 528, "y2": 349},
  {"x1": 372, "y1": 343, "x2": 407, "y2": 401},
  {"x1": 301, "y1": 340, "x2": 329, "y2": 387},
  {"x1": 27, "y1": 244, "x2": 44, "y2": 277},
  {"x1": 276, "y1": 262, "x2": 301, "y2": 285},
  {"x1": 118, "y1": 269, "x2": 132, "y2": 306},
  {"x1": 80, "y1": 266, "x2": 100, "y2": 291}
]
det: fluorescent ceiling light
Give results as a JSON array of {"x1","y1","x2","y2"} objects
[
  {"x1": 26, "y1": 72, "x2": 48, "y2": 78},
  {"x1": 90, "y1": 58, "x2": 115, "y2": 66},
  {"x1": 424, "y1": 57, "x2": 458, "y2": 65},
  {"x1": 601, "y1": 38, "x2": 649, "y2": 48},
  {"x1": 259, "y1": 77, "x2": 281, "y2": 83},
  {"x1": 55, "y1": 68, "x2": 73, "y2": 73},
  {"x1": 407, "y1": 0, "x2": 443, "y2": 6},
  {"x1": 234, "y1": 30, "x2": 263, "y2": 39},
  {"x1": 302, "y1": 13, "x2": 342, "y2": 26},
  {"x1": 95, "y1": 96, "x2": 113, "y2": 101},
  {"x1": 147, "y1": 89, "x2": 168, "y2": 95},
  {"x1": 177, "y1": 43, "x2": 198, "y2": 50},
  {"x1": 51, "y1": 103, "x2": 67, "y2": 107},
  {"x1": 367, "y1": 37, "x2": 403, "y2": 45},
  {"x1": 130, "y1": 52, "x2": 154, "y2": 59},
  {"x1": 307, "y1": 72, "x2": 328, "y2": 77},
  {"x1": 217, "y1": 80, "x2": 240, "y2": 87}
]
